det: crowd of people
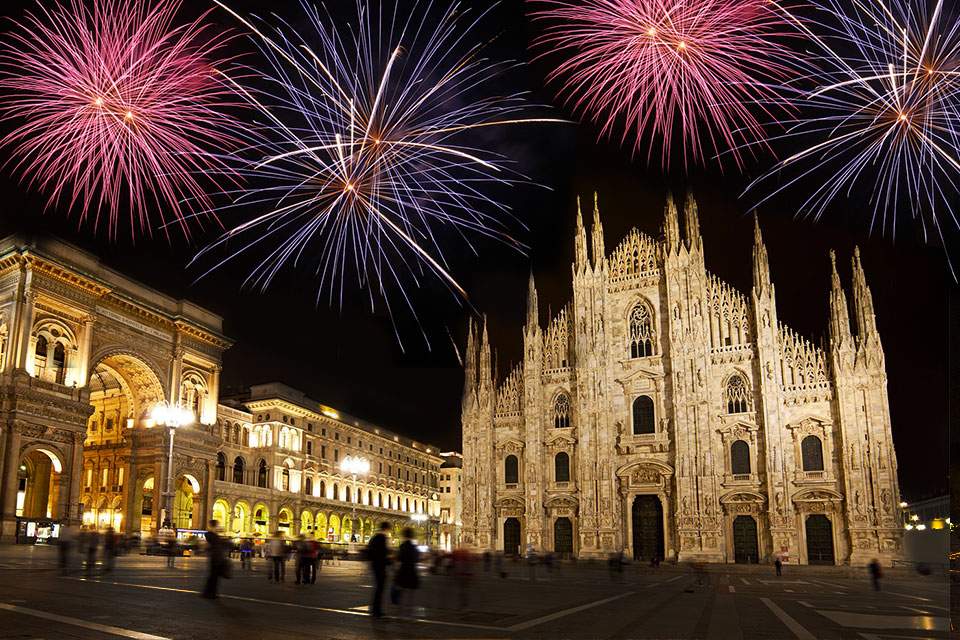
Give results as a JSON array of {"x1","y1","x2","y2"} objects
[{"x1": 57, "y1": 524, "x2": 130, "y2": 576}]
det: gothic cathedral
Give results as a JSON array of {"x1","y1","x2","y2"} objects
[{"x1": 460, "y1": 193, "x2": 903, "y2": 565}]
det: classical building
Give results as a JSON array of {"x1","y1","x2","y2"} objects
[
  {"x1": 460, "y1": 194, "x2": 904, "y2": 565},
  {"x1": 438, "y1": 452, "x2": 463, "y2": 550},
  {"x1": 209, "y1": 383, "x2": 443, "y2": 544},
  {"x1": 0, "y1": 235, "x2": 442, "y2": 545}
]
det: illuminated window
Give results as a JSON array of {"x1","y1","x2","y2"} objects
[
  {"x1": 725, "y1": 375, "x2": 751, "y2": 414},
  {"x1": 628, "y1": 303, "x2": 655, "y2": 358},
  {"x1": 554, "y1": 394, "x2": 571, "y2": 429}
]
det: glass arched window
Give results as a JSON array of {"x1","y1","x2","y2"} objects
[
  {"x1": 632, "y1": 396, "x2": 655, "y2": 434},
  {"x1": 801, "y1": 436, "x2": 824, "y2": 472},
  {"x1": 232, "y1": 457, "x2": 245, "y2": 484},
  {"x1": 379, "y1": 492, "x2": 384, "y2": 508},
  {"x1": 34, "y1": 335, "x2": 48, "y2": 376},
  {"x1": 319, "y1": 481, "x2": 326, "y2": 498},
  {"x1": 554, "y1": 394, "x2": 571, "y2": 429},
  {"x1": 333, "y1": 484, "x2": 340, "y2": 500},
  {"x1": 281, "y1": 467, "x2": 290, "y2": 491},
  {"x1": 367, "y1": 490, "x2": 372, "y2": 505},
  {"x1": 216, "y1": 453, "x2": 226, "y2": 481},
  {"x1": 725, "y1": 375, "x2": 751, "y2": 414},
  {"x1": 305, "y1": 477, "x2": 313, "y2": 496},
  {"x1": 555, "y1": 452, "x2": 570, "y2": 482},
  {"x1": 730, "y1": 440, "x2": 750, "y2": 475},
  {"x1": 504, "y1": 455, "x2": 519, "y2": 485},
  {"x1": 52, "y1": 342, "x2": 66, "y2": 383},
  {"x1": 257, "y1": 460, "x2": 268, "y2": 488},
  {"x1": 628, "y1": 303, "x2": 655, "y2": 358}
]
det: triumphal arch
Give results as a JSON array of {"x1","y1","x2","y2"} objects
[{"x1": 0, "y1": 235, "x2": 229, "y2": 541}]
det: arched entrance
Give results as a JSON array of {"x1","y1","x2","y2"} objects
[
  {"x1": 631, "y1": 495, "x2": 664, "y2": 561},
  {"x1": 315, "y1": 512, "x2": 327, "y2": 540},
  {"x1": 213, "y1": 499, "x2": 230, "y2": 531},
  {"x1": 232, "y1": 502, "x2": 250, "y2": 536},
  {"x1": 805, "y1": 514, "x2": 835, "y2": 565},
  {"x1": 329, "y1": 514, "x2": 341, "y2": 541},
  {"x1": 300, "y1": 510, "x2": 313, "y2": 536},
  {"x1": 173, "y1": 475, "x2": 200, "y2": 529},
  {"x1": 277, "y1": 507, "x2": 293, "y2": 537},
  {"x1": 554, "y1": 517, "x2": 573, "y2": 555},
  {"x1": 252, "y1": 504, "x2": 270, "y2": 537},
  {"x1": 16, "y1": 448, "x2": 64, "y2": 519},
  {"x1": 503, "y1": 518, "x2": 521, "y2": 556},
  {"x1": 732, "y1": 515, "x2": 759, "y2": 563}
]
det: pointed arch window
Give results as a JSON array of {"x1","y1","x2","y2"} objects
[
  {"x1": 232, "y1": 456, "x2": 245, "y2": 484},
  {"x1": 730, "y1": 440, "x2": 750, "y2": 475},
  {"x1": 554, "y1": 394, "x2": 571, "y2": 429},
  {"x1": 555, "y1": 452, "x2": 570, "y2": 482},
  {"x1": 628, "y1": 303, "x2": 655, "y2": 358},
  {"x1": 216, "y1": 452, "x2": 226, "y2": 481},
  {"x1": 801, "y1": 436, "x2": 824, "y2": 472},
  {"x1": 725, "y1": 375, "x2": 751, "y2": 414},
  {"x1": 257, "y1": 459, "x2": 268, "y2": 488},
  {"x1": 504, "y1": 455, "x2": 519, "y2": 485},
  {"x1": 632, "y1": 396, "x2": 655, "y2": 435}
]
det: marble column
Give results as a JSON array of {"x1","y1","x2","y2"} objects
[{"x1": 0, "y1": 425, "x2": 22, "y2": 539}]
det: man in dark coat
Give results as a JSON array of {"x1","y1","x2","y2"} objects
[
  {"x1": 202, "y1": 520, "x2": 228, "y2": 599},
  {"x1": 366, "y1": 522, "x2": 392, "y2": 618}
]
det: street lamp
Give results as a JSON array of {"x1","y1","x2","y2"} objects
[
  {"x1": 410, "y1": 512, "x2": 430, "y2": 546},
  {"x1": 339, "y1": 455, "x2": 369, "y2": 542},
  {"x1": 151, "y1": 402, "x2": 194, "y2": 529}
]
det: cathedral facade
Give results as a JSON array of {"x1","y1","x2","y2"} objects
[{"x1": 460, "y1": 194, "x2": 904, "y2": 565}]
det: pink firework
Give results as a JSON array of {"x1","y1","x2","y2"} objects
[
  {"x1": 0, "y1": 0, "x2": 245, "y2": 240},
  {"x1": 529, "y1": 0, "x2": 798, "y2": 169}
]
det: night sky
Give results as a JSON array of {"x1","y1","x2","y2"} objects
[{"x1": 0, "y1": 0, "x2": 953, "y2": 500}]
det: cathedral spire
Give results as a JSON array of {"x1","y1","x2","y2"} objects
[
  {"x1": 591, "y1": 192, "x2": 605, "y2": 268},
  {"x1": 526, "y1": 270, "x2": 539, "y2": 331},
  {"x1": 683, "y1": 189, "x2": 701, "y2": 250},
  {"x1": 828, "y1": 250, "x2": 852, "y2": 348},
  {"x1": 574, "y1": 196, "x2": 589, "y2": 273},
  {"x1": 479, "y1": 314, "x2": 492, "y2": 391},
  {"x1": 663, "y1": 192, "x2": 680, "y2": 255},
  {"x1": 851, "y1": 247, "x2": 879, "y2": 341},
  {"x1": 752, "y1": 214, "x2": 771, "y2": 295},
  {"x1": 463, "y1": 318, "x2": 477, "y2": 400}
]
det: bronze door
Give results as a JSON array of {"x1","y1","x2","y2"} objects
[
  {"x1": 632, "y1": 495, "x2": 664, "y2": 561},
  {"x1": 503, "y1": 518, "x2": 521, "y2": 556},
  {"x1": 805, "y1": 514, "x2": 835, "y2": 565},
  {"x1": 732, "y1": 515, "x2": 759, "y2": 563}
]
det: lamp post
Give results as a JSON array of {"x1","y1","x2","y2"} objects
[
  {"x1": 339, "y1": 455, "x2": 369, "y2": 542},
  {"x1": 151, "y1": 403, "x2": 194, "y2": 529},
  {"x1": 410, "y1": 512, "x2": 430, "y2": 547}
]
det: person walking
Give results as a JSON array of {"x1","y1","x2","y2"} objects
[
  {"x1": 451, "y1": 546, "x2": 473, "y2": 611},
  {"x1": 202, "y1": 520, "x2": 229, "y2": 599},
  {"x1": 267, "y1": 533, "x2": 285, "y2": 582},
  {"x1": 868, "y1": 558, "x2": 882, "y2": 591},
  {"x1": 307, "y1": 537, "x2": 320, "y2": 584},
  {"x1": 295, "y1": 535, "x2": 311, "y2": 584},
  {"x1": 366, "y1": 522, "x2": 391, "y2": 618},
  {"x1": 774, "y1": 556, "x2": 783, "y2": 576},
  {"x1": 240, "y1": 538, "x2": 253, "y2": 572},
  {"x1": 158, "y1": 526, "x2": 176, "y2": 568},
  {"x1": 58, "y1": 524, "x2": 75, "y2": 575},
  {"x1": 85, "y1": 527, "x2": 100, "y2": 577},
  {"x1": 103, "y1": 527, "x2": 117, "y2": 573},
  {"x1": 395, "y1": 528, "x2": 420, "y2": 617}
]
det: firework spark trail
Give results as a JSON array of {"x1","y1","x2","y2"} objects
[
  {"x1": 195, "y1": 0, "x2": 563, "y2": 348},
  {"x1": 0, "y1": 0, "x2": 247, "y2": 241},
  {"x1": 747, "y1": 0, "x2": 960, "y2": 277},
  {"x1": 528, "y1": 0, "x2": 798, "y2": 169}
]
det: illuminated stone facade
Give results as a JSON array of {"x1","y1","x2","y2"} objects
[
  {"x1": 0, "y1": 236, "x2": 442, "y2": 544},
  {"x1": 438, "y1": 452, "x2": 463, "y2": 550},
  {"x1": 460, "y1": 194, "x2": 904, "y2": 565}
]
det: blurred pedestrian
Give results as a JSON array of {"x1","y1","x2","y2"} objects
[
  {"x1": 451, "y1": 546, "x2": 473, "y2": 610},
  {"x1": 482, "y1": 551, "x2": 491, "y2": 573},
  {"x1": 158, "y1": 525, "x2": 176, "y2": 568},
  {"x1": 295, "y1": 535, "x2": 311, "y2": 584},
  {"x1": 59, "y1": 524, "x2": 75, "y2": 575},
  {"x1": 868, "y1": 559, "x2": 882, "y2": 591},
  {"x1": 85, "y1": 527, "x2": 100, "y2": 577},
  {"x1": 202, "y1": 520, "x2": 229, "y2": 599},
  {"x1": 774, "y1": 556, "x2": 783, "y2": 576},
  {"x1": 240, "y1": 538, "x2": 253, "y2": 571},
  {"x1": 307, "y1": 537, "x2": 320, "y2": 583},
  {"x1": 366, "y1": 522, "x2": 391, "y2": 618},
  {"x1": 267, "y1": 533, "x2": 285, "y2": 582},
  {"x1": 103, "y1": 527, "x2": 117, "y2": 573},
  {"x1": 395, "y1": 528, "x2": 420, "y2": 617},
  {"x1": 525, "y1": 544, "x2": 537, "y2": 582}
]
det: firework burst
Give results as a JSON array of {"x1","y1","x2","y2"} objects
[
  {"x1": 747, "y1": 0, "x2": 960, "y2": 275},
  {"x1": 529, "y1": 0, "x2": 798, "y2": 169},
  {"x1": 0, "y1": 0, "x2": 244, "y2": 240},
  {"x1": 197, "y1": 1, "x2": 561, "y2": 347}
]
